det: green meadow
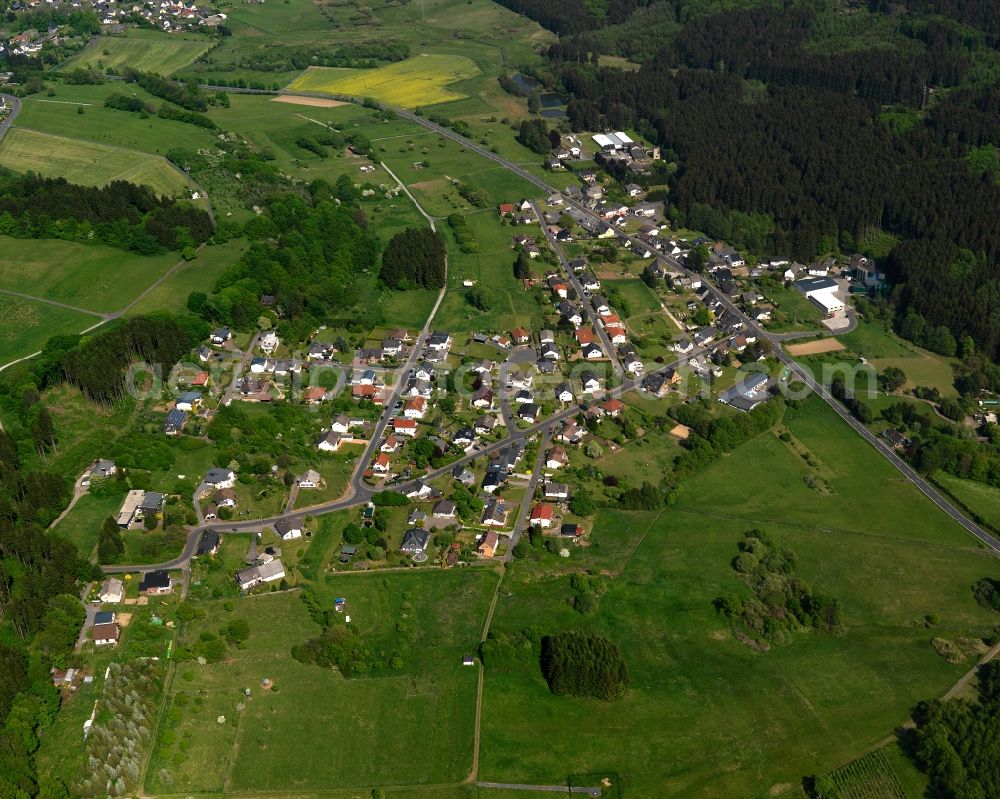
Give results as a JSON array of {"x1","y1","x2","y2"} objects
[
  {"x1": 0, "y1": 296, "x2": 99, "y2": 363},
  {"x1": 0, "y1": 236, "x2": 179, "y2": 313},
  {"x1": 478, "y1": 397, "x2": 1000, "y2": 797},
  {"x1": 146, "y1": 574, "x2": 498, "y2": 793}
]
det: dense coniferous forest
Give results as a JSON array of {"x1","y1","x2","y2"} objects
[
  {"x1": 0, "y1": 390, "x2": 96, "y2": 799},
  {"x1": 540, "y1": 630, "x2": 630, "y2": 700},
  {"x1": 379, "y1": 227, "x2": 447, "y2": 290},
  {"x1": 0, "y1": 171, "x2": 212, "y2": 253},
  {"x1": 517, "y1": 0, "x2": 1000, "y2": 357}
]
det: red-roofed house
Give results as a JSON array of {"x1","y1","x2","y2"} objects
[
  {"x1": 529, "y1": 503, "x2": 555, "y2": 528},
  {"x1": 372, "y1": 453, "x2": 391, "y2": 473},
  {"x1": 192, "y1": 371, "x2": 210, "y2": 387},
  {"x1": 393, "y1": 418, "x2": 418, "y2": 437},
  {"x1": 404, "y1": 396, "x2": 426, "y2": 419},
  {"x1": 304, "y1": 386, "x2": 327, "y2": 404},
  {"x1": 381, "y1": 435, "x2": 400, "y2": 453},
  {"x1": 511, "y1": 327, "x2": 530, "y2": 345},
  {"x1": 575, "y1": 328, "x2": 596, "y2": 345},
  {"x1": 601, "y1": 399, "x2": 625, "y2": 417},
  {"x1": 498, "y1": 203, "x2": 515, "y2": 216}
]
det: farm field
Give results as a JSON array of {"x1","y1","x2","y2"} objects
[
  {"x1": 288, "y1": 54, "x2": 482, "y2": 108},
  {"x1": 128, "y1": 240, "x2": 248, "y2": 315},
  {"x1": 0, "y1": 128, "x2": 190, "y2": 198},
  {"x1": 59, "y1": 29, "x2": 215, "y2": 74},
  {"x1": 0, "y1": 295, "x2": 99, "y2": 364},
  {"x1": 16, "y1": 84, "x2": 219, "y2": 157},
  {"x1": 147, "y1": 573, "x2": 498, "y2": 793},
  {"x1": 819, "y1": 748, "x2": 909, "y2": 799},
  {"x1": 870, "y1": 350, "x2": 959, "y2": 398},
  {"x1": 0, "y1": 236, "x2": 179, "y2": 313},
  {"x1": 478, "y1": 396, "x2": 1000, "y2": 797}
]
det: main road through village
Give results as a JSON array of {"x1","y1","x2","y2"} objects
[{"x1": 93, "y1": 88, "x2": 1000, "y2": 573}]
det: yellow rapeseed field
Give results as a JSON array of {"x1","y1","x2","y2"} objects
[{"x1": 287, "y1": 54, "x2": 480, "y2": 107}]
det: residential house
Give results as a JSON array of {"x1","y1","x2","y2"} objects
[
  {"x1": 236, "y1": 559, "x2": 285, "y2": 591},
  {"x1": 477, "y1": 530, "x2": 499, "y2": 559},
  {"x1": 544, "y1": 482, "x2": 570, "y2": 501},
  {"x1": 196, "y1": 530, "x2": 221, "y2": 556},
  {"x1": 452, "y1": 428, "x2": 474, "y2": 447},
  {"x1": 546, "y1": 446, "x2": 569, "y2": 469},
  {"x1": 92, "y1": 623, "x2": 121, "y2": 647},
  {"x1": 99, "y1": 577, "x2": 124, "y2": 604},
  {"x1": 259, "y1": 331, "x2": 279, "y2": 354},
  {"x1": 555, "y1": 383, "x2": 574, "y2": 403},
  {"x1": 518, "y1": 403, "x2": 540, "y2": 423},
  {"x1": 382, "y1": 337, "x2": 403, "y2": 358},
  {"x1": 317, "y1": 431, "x2": 343, "y2": 452},
  {"x1": 210, "y1": 327, "x2": 231, "y2": 345},
  {"x1": 393, "y1": 418, "x2": 418, "y2": 437},
  {"x1": 275, "y1": 517, "x2": 303, "y2": 540},
  {"x1": 433, "y1": 500, "x2": 457, "y2": 519},
  {"x1": 204, "y1": 468, "x2": 236, "y2": 489},
  {"x1": 139, "y1": 570, "x2": 173, "y2": 595},
  {"x1": 511, "y1": 327, "x2": 530, "y2": 345},
  {"x1": 404, "y1": 396, "x2": 427, "y2": 420},
  {"x1": 718, "y1": 372, "x2": 771, "y2": 412},
  {"x1": 481, "y1": 497, "x2": 509, "y2": 526},
  {"x1": 559, "y1": 523, "x2": 584, "y2": 538},
  {"x1": 601, "y1": 399, "x2": 625, "y2": 417},
  {"x1": 164, "y1": 408, "x2": 187, "y2": 436},
  {"x1": 116, "y1": 490, "x2": 146, "y2": 528},
  {"x1": 529, "y1": 503, "x2": 555, "y2": 528},
  {"x1": 401, "y1": 528, "x2": 430, "y2": 555},
  {"x1": 474, "y1": 415, "x2": 496, "y2": 435},
  {"x1": 581, "y1": 372, "x2": 601, "y2": 393},
  {"x1": 298, "y1": 469, "x2": 322, "y2": 489},
  {"x1": 381, "y1": 435, "x2": 401, "y2": 453}
]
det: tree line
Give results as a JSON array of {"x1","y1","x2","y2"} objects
[{"x1": 0, "y1": 170, "x2": 212, "y2": 254}]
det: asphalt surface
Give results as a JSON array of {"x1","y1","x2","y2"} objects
[
  {"x1": 0, "y1": 93, "x2": 20, "y2": 141},
  {"x1": 102, "y1": 88, "x2": 1000, "y2": 574}
]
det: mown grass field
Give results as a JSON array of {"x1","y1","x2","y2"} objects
[
  {"x1": 288, "y1": 54, "x2": 481, "y2": 107},
  {"x1": 0, "y1": 236, "x2": 179, "y2": 313},
  {"x1": 0, "y1": 128, "x2": 190, "y2": 197},
  {"x1": 478, "y1": 397, "x2": 1000, "y2": 797},
  {"x1": 60, "y1": 29, "x2": 215, "y2": 75},
  {"x1": 0, "y1": 295, "x2": 99, "y2": 363},
  {"x1": 148, "y1": 574, "x2": 497, "y2": 793}
]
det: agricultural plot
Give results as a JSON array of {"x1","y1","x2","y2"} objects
[
  {"x1": 0, "y1": 236, "x2": 178, "y2": 313},
  {"x1": 820, "y1": 749, "x2": 908, "y2": 799},
  {"x1": 287, "y1": 54, "x2": 481, "y2": 107},
  {"x1": 49, "y1": 492, "x2": 124, "y2": 560},
  {"x1": 934, "y1": 471, "x2": 1000, "y2": 531},
  {"x1": 870, "y1": 351, "x2": 959, "y2": 398},
  {"x1": 0, "y1": 295, "x2": 98, "y2": 364},
  {"x1": 0, "y1": 128, "x2": 190, "y2": 197},
  {"x1": 148, "y1": 574, "x2": 497, "y2": 793},
  {"x1": 60, "y1": 29, "x2": 214, "y2": 75},
  {"x1": 478, "y1": 397, "x2": 1000, "y2": 797}
]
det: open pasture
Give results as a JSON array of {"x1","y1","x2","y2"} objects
[
  {"x1": 0, "y1": 236, "x2": 179, "y2": 313},
  {"x1": 148, "y1": 572, "x2": 497, "y2": 793},
  {"x1": 478, "y1": 397, "x2": 1000, "y2": 797},
  {"x1": 287, "y1": 54, "x2": 481, "y2": 108},
  {"x1": 0, "y1": 128, "x2": 190, "y2": 197},
  {"x1": 0, "y1": 296, "x2": 98, "y2": 364},
  {"x1": 60, "y1": 29, "x2": 214, "y2": 75}
]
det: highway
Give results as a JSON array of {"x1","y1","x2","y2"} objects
[{"x1": 101, "y1": 88, "x2": 1000, "y2": 574}]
